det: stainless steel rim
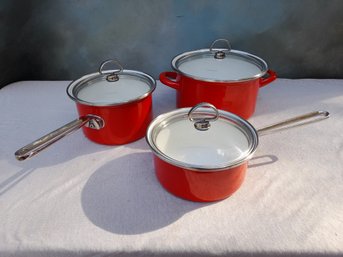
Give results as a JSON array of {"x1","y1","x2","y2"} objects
[
  {"x1": 146, "y1": 107, "x2": 259, "y2": 172},
  {"x1": 67, "y1": 69, "x2": 156, "y2": 107},
  {"x1": 171, "y1": 49, "x2": 269, "y2": 83}
]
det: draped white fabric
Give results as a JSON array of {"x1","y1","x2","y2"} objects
[{"x1": 0, "y1": 79, "x2": 342, "y2": 257}]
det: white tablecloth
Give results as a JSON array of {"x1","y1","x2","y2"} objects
[{"x1": 0, "y1": 79, "x2": 342, "y2": 257}]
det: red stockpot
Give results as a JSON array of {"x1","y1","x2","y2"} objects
[
  {"x1": 160, "y1": 39, "x2": 277, "y2": 119},
  {"x1": 15, "y1": 59, "x2": 156, "y2": 161},
  {"x1": 146, "y1": 102, "x2": 329, "y2": 202}
]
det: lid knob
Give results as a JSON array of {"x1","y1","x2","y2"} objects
[
  {"x1": 209, "y1": 39, "x2": 232, "y2": 59},
  {"x1": 188, "y1": 102, "x2": 219, "y2": 131},
  {"x1": 99, "y1": 59, "x2": 124, "y2": 82}
]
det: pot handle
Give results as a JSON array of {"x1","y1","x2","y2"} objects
[
  {"x1": 14, "y1": 115, "x2": 104, "y2": 161},
  {"x1": 257, "y1": 111, "x2": 330, "y2": 136},
  {"x1": 99, "y1": 59, "x2": 123, "y2": 82},
  {"x1": 259, "y1": 69, "x2": 277, "y2": 88},
  {"x1": 188, "y1": 102, "x2": 219, "y2": 131},
  {"x1": 159, "y1": 71, "x2": 181, "y2": 90}
]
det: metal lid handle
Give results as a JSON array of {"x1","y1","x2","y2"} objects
[
  {"x1": 188, "y1": 102, "x2": 219, "y2": 131},
  {"x1": 99, "y1": 59, "x2": 124, "y2": 82},
  {"x1": 209, "y1": 39, "x2": 232, "y2": 59}
]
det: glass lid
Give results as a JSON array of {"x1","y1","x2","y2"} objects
[
  {"x1": 172, "y1": 39, "x2": 268, "y2": 82},
  {"x1": 67, "y1": 59, "x2": 156, "y2": 106},
  {"x1": 146, "y1": 103, "x2": 259, "y2": 171}
]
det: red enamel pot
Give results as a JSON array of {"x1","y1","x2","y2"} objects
[
  {"x1": 15, "y1": 59, "x2": 156, "y2": 161},
  {"x1": 160, "y1": 39, "x2": 277, "y2": 119},
  {"x1": 146, "y1": 103, "x2": 329, "y2": 202}
]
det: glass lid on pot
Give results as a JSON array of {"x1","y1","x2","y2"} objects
[
  {"x1": 67, "y1": 59, "x2": 156, "y2": 106},
  {"x1": 146, "y1": 103, "x2": 259, "y2": 171},
  {"x1": 172, "y1": 39, "x2": 269, "y2": 82}
]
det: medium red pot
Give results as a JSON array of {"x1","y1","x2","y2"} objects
[
  {"x1": 160, "y1": 39, "x2": 277, "y2": 119},
  {"x1": 146, "y1": 102, "x2": 259, "y2": 202},
  {"x1": 15, "y1": 59, "x2": 156, "y2": 161},
  {"x1": 67, "y1": 60, "x2": 155, "y2": 145},
  {"x1": 146, "y1": 103, "x2": 329, "y2": 202}
]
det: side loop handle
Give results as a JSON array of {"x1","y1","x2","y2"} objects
[
  {"x1": 159, "y1": 71, "x2": 181, "y2": 90},
  {"x1": 260, "y1": 70, "x2": 277, "y2": 88},
  {"x1": 188, "y1": 102, "x2": 219, "y2": 131},
  {"x1": 209, "y1": 39, "x2": 232, "y2": 59},
  {"x1": 99, "y1": 59, "x2": 124, "y2": 82}
]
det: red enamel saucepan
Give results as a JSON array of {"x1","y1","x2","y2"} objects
[
  {"x1": 15, "y1": 59, "x2": 156, "y2": 161},
  {"x1": 146, "y1": 103, "x2": 329, "y2": 202},
  {"x1": 159, "y1": 39, "x2": 277, "y2": 119}
]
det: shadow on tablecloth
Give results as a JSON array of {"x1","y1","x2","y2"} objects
[
  {"x1": 81, "y1": 145, "x2": 280, "y2": 235},
  {"x1": 81, "y1": 152, "x2": 212, "y2": 235}
]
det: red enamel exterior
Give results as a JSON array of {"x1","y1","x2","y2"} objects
[
  {"x1": 159, "y1": 70, "x2": 276, "y2": 119},
  {"x1": 154, "y1": 155, "x2": 248, "y2": 202},
  {"x1": 75, "y1": 95, "x2": 153, "y2": 145}
]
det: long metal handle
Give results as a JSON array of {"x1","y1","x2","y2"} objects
[
  {"x1": 14, "y1": 115, "x2": 104, "y2": 161},
  {"x1": 257, "y1": 111, "x2": 330, "y2": 136}
]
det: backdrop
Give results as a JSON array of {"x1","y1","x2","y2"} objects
[{"x1": 1, "y1": 0, "x2": 342, "y2": 88}]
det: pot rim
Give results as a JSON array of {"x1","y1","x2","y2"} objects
[
  {"x1": 171, "y1": 48, "x2": 269, "y2": 83},
  {"x1": 146, "y1": 107, "x2": 259, "y2": 172},
  {"x1": 67, "y1": 69, "x2": 156, "y2": 107}
]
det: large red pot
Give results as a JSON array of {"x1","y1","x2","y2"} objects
[
  {"x1": 15, "y1": 59, "x2": 156, "y2": 161},
  {"x1": 160, "y1": 39, "x2": 277, "y2": 119},
  {"x1": 146, "y1": 103, "x2": 329, "y2": 202}
]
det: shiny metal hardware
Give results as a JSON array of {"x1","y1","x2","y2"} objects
[
  {"x1": 209, "y1": 38, "x2": 232, "y2": 59},
  {"x1": 257, "y1": 111, "x2": 330, "y2": 136},
  {"x1": 188, "y1": 102, "x2": 219, "y2": 131},
  {"x1": 14, "y1": 115, "x2": 105, "y2": 161},
  {"x1": 84, "y1": 115, "x2": 105, "y2": 130},
  {"x1": 99, "y1": 59, "x2": 123, "y2": 82}
]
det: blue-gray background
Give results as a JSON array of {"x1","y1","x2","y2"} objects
[{"x1": 1, "y1": 0, "x2": 342, "y2": 88}]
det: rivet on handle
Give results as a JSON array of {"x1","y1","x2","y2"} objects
[
  {"x1": 99, "y1": 59, "x2": 123, "y2": 82},
  {"x1": 188, "y1": 102, "x2": 219, "y2": 131},
  {"x1": 84, "y1": 115, "x2": 105, "y2": 130}
]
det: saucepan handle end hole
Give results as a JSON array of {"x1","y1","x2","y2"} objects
[{"x1": 319, "y1": 110, "x2": 330, "y2": 118}]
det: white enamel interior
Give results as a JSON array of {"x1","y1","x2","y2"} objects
[
  {"x1": 76, "y1": 77, "x2": 151, "y2": 104},
  {"x1": 178, "y1": 55, "x2": 262, "y2": 81},
  {"x1": 155, "y1": 119, "x2": 250, "y2": 167}
]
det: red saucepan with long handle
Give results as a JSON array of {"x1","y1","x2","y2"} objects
[
  {"x1": 146, "y1": 102, "x2": 329, "y2": 202},
  {"x1": 15, "y1": 59, "x2": 156, "y2": 161},
  {"x1": 159, "y1": 39, "x2": 277, "y2": 119}
]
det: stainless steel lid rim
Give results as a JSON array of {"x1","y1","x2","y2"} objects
[
  {"x1": 146, "y1": 107, "x2": 259, "y2": 172},
  {"x1": 171, "y1": 48, "x2": 269, "y2": 83},
  {"x1": 67, "y1": 69, "x2": 156, "y2": 107}
]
